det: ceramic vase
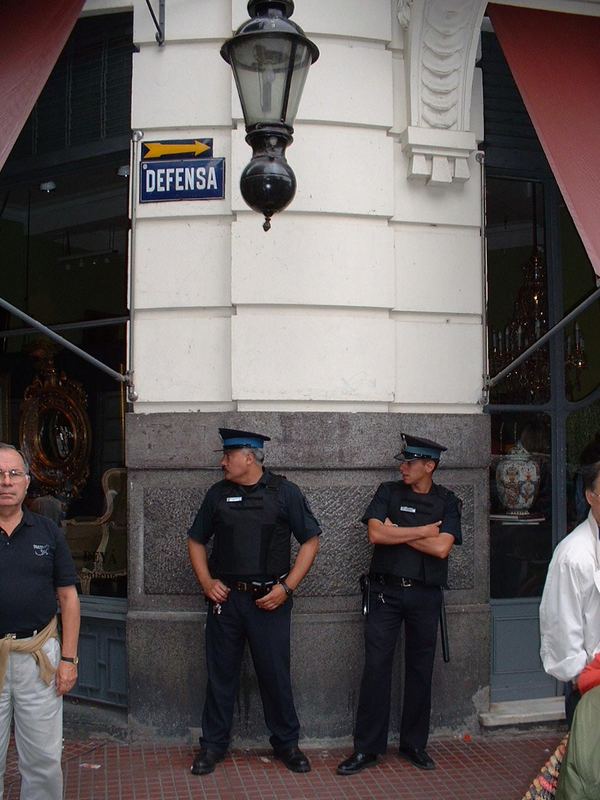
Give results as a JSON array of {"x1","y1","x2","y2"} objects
[{"x1": 495, "y1": 442, "x2": 540, "y2": 516}]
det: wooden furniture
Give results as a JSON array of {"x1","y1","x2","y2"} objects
[{"x1": 64, "y1": 468, "x2": 127, "y2": 594}]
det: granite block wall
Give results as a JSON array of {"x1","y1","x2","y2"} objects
[{"x1": 126, "y1": 411, "x2": 490, "y2": 741}]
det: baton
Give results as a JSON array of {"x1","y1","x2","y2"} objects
[
  {"x1": 440, "y1": 590, "x2": 450, "y2": 663},
  {"x1": 359, "y1": 574, "x2": 370, "y2": 616}
]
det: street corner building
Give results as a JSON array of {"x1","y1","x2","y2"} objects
[{"x1": 2, "y1": 0, "x2": 600, "y2": 742}]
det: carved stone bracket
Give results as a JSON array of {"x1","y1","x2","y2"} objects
[
  {"x1": 398, "y1": 0, "x2": 486, "y2": 185},
  {"x1": 401, "y1": 126, "x2": 477, "y2": 186},
  {"x1": 397, "y1": 0, "x2": 413, "y2": 29}
]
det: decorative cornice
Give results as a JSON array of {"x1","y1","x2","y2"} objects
[{"x1": 400, "y1": 0, "x2": 486, "y2": 185}]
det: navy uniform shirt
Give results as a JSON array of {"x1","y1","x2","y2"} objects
[
  {"x1": 0, "y1": 508, "x2": 78, "y2": 633},
  {"x1": 362, "y1": 481, "x2": 462, "y2": 585},
  {"x1": 188, "y1": 470, "x2": 321, "y2": 547},
  {"x1": 362, "y1": 481, "x2": 462, "y2": 543}
]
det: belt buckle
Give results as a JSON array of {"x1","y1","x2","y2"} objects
[
  {"x1": 400, "y1": 577, "x2": 412, "y2": 588},
  {"x1": 238, "y1": 581, "x2": 250, "y2": 592},
  {"x1": 3, "y1": 633, "x2": 17, "y2": 640}
]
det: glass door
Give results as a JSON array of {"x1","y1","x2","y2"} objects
[
  {"x1": 486, "y1": 174, "x2": 600, "y2": 701},
  {"x1": 486, "y1": 176, "x2": 558, "y2": 700}
]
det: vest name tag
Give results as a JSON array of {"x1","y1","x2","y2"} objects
[
  {"x1": 400, "y1": 505, "x2": 417, "y2": 513},
  {"x1": 226, "y1": 497, "x2": 243, "y2": 502}
]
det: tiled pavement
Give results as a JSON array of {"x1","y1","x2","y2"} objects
[{"x1": 5, "y1": 733, "x2": 563, "y2": 799}]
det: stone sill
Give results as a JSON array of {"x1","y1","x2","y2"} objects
[{"x1": 479, "y1": 697, "x2": 565, "y2": 728}]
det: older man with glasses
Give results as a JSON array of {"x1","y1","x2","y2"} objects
[
  {"x1": 337, "y1": 433, "x2": 462, "y2": 776},
  {"x1": 0, "y1": 443, "x2": 80, "y2": 800}
]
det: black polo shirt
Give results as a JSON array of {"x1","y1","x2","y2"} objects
[
  {"x1": 188, "y1": 470, "x2": 321, "y2": 546},
  {"x1": 0, "y1": 508, "x2": 78, "y2": 633}
]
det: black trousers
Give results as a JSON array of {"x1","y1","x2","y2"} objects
[
  {"x1": 354, "y1": 582, "x2": 442, "y2": 754},
  {"x1": 565, "y1": 682, "x2": 581, "y2": 729},
  {"x1": 201, "y1": 589, "x2": 300, "y2": 754}
]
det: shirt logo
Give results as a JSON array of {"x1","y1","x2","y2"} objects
[
  {"x1": 33, "y1": 544, "x2": 50, "y2": 557},
  {"x1": 400, "y1": 506, "x2": 416, "y2": 513},
  {"x1": 226, "y1": 497, "x2": 243, "y2": 503}
]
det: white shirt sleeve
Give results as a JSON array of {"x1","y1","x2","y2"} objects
[{"x1": 540, "y1": 550, "x2": 588, "y2": 682}]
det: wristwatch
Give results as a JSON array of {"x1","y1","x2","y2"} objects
[
  {"x1": 280, "y1": 581, "x2": 293, "y2": 597},
  {"x1": 61, "y1": 656, "x2": 79, "y2": 665}
]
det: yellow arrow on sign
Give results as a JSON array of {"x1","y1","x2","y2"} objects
[{"x1": 143, "y1": 140, "x2": 211, "y2": 159}]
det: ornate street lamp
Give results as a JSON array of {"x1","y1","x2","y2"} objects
[{"x1": 221, "y1": 0, "x2": 319, "y2": 231}]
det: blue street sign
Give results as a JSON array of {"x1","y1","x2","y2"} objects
[{"x1": 139, "y1": 158, "x2": 225, "y2": 203}]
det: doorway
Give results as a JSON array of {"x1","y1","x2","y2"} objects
[
  {"x1": 0, "y1": 12, "x2": 133, "y2": 706},
  {"x1": 482, "y1": 32, "x2": 600, "y2": 701}
]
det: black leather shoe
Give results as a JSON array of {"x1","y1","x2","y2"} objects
[
  {"x1": 398, "y1": 746, "x2": 435, "y2": 770},
  {"x1": 273, "y1": 744, "x2": 311, "y2": 773},
  {"x1": 190, "y1": 749, "x2": 224, "y2": 775},
  {"x1": 336, "y1": 751, "x2": 378, "y2": 775}
]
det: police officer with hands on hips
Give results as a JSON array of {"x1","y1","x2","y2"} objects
[
  {"x1": 0, "y1": 443, "x2": 80, "y2": 800},
  {"x1": 337, "y1": 433, "x2": 461, "y2": 776},
  {"x1": 188, "y1": 429, "x2": 321, "y2": 776}
]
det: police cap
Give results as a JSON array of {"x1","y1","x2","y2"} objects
[
  {"x1": 217, "y1": 428, "x2": 271, "y2": 451},
  {"x1": 394, "y1": 433, "x2": 447, "y2": 462}
]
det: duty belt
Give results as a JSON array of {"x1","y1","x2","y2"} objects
[
  {"x1": 224, "y1": 575, "x2": 287, "y2": 597},
  {"x1": 370, "y1": 572, "x2": 424, "y2": 589}
]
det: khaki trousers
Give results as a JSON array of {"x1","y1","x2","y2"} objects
[{"x1": 0, "y1": 638, "x2": 63, "y2": 800}]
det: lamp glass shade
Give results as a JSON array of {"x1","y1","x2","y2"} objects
[{"x1": 227, "y1": 33, "x2": 313, "y2": 128}]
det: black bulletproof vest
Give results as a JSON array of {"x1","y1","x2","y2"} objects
[
  {"x1": 369, "y1": 482, "x2": 450, "y2": 586},
  {"x1": 209, "y1": 473, "x2": 291, "y2": 577}
]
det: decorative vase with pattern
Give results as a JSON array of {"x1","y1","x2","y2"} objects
[{"x1": 495, "y1": 442, "x2": 540, "y2": 516}]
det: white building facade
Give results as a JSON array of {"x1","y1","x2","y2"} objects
[{"x1": 4, "y1": 0, "x2": 600, "y2": 739}]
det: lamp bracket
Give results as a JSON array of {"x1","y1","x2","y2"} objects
[
  {"x1": 144, "y1": 0, "x2": 165, "y2": 46},
  {"x1": 249, "y1": 0, "x2": 294, "y2": 17},
  {"x1": 245, "y1": 124, "x2": 294, "y2": 152}
]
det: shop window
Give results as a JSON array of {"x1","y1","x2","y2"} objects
[
  {"x1": 487, "y1": 177, "x2": 550, "y2": 406},
  {"x1": 490, "y1": 412, "x2": 552, "y2": 598}
]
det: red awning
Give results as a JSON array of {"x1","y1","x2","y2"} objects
[
  {"x1": 0, "y1": 0, "x2": 84, "y2": 172},
  {"x1": 488, "y1": 5, "x2": 600, "y2": 277}
]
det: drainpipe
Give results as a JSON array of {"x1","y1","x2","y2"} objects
[
  {"x1": 477, "y1": 150, "x2": 490, "y2": 406},
  {"x1": 126, "y1": 130, "x2": 144, "y2": 404}
]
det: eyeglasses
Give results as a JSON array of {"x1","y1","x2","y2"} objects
[
  {"x1": 589, "y1": 489, "x2": 600, "y2": 499},
  {"x1": 0, "y1": 469, "x2": 28, "y2": 481}
]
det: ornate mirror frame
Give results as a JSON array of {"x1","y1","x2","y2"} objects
[{"x1": 20, "y1": 346, "x2": 92, "y2": 498}]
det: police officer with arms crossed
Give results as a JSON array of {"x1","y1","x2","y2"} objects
[
  {"x1": 188, "y1": 429, "x2": 321, "y2": 776},
  {"x1": 0, "y1": 443, "x2": 80, "y2": 800},
  {"x1": 337, "y1": 434, "x2": 461, "y2": 775}
]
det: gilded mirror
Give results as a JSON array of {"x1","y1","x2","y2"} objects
[{"x1": 20, "y1": 345, "x2": 92, "y2": 498}]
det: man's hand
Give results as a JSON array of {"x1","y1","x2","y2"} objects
[
  {"x1": 188, "y1": 540, "x2": 230, "y2": 603},
  {"x1": 202, "y1": 578, "x2": 231, "y2": 604},
  {"x1": 256, "y1": 535, "x2": 319, "y2": 612},
  {"x1": 55, "y1": 660, "x2": 78, "y2": 696},
  {"x1": 255, "y1": 584, "x2": 288, "y2": 612},
  {"x1": 418, "y1": 522, "x2": 442, "y2": 538}
]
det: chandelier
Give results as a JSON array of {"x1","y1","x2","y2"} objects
[{"x1": 489, "y1": 247, "x2": 587, "y2": 403}]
